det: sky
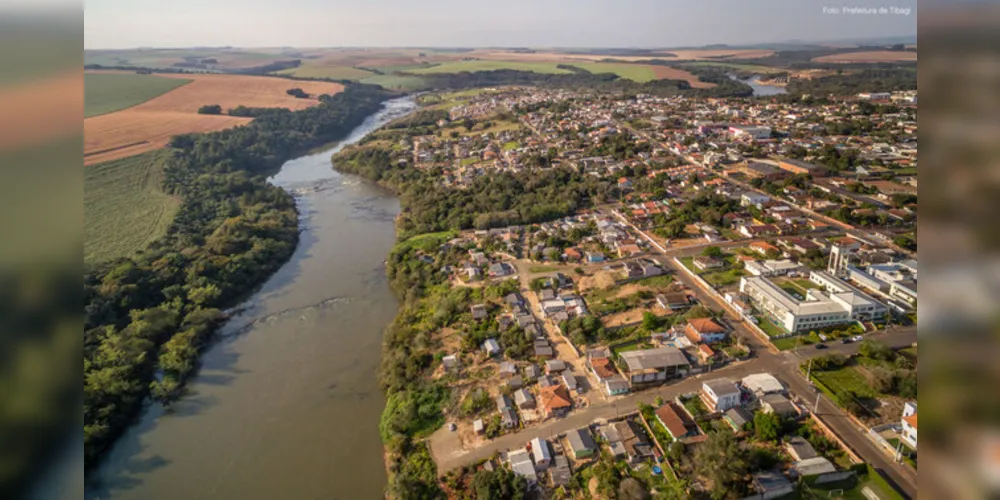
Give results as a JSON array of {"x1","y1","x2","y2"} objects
[{"x1": 84, "y1": 0, "x2": 917, "y2": 49}]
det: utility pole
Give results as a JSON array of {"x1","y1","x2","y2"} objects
[
  {"x1": 805, "y1": 358, "x2": 813, "y2": 382},
  {"x1": 814, "y1": 392, "x2": 821, "y2": 414}
]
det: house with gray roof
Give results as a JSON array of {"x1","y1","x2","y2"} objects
[
  {"x1": 618, "y1": 347, "x2": 690, "y2": 388},
  {"x1": 513, "y1": 389, "x2": 535, "y2": 409},
  {"x1": 567, "y1": 427, "x2": 597, "y2": 458}
]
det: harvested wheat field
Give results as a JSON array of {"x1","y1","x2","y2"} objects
[
  {"x1": 654, "y1": 49, "x2": 775, "y2": 60},
  {"x1": 812, "y1": 50, "x2": 917, "y2": 63},
  {"x1": 84, "y1": 73, "x2": 344, "y2": 164}
]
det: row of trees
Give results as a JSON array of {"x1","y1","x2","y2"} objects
[{"x1": 84, "y1": 84, "x2": 393, "y2": 469}]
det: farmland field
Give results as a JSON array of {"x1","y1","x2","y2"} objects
[
  {"x1": 85, "y1": 73, "x2": 192, "y2": 117},
  {"x1": 812, "y1": 50, "x2": 917, "y2": 63},
  {"x1": 85, "y1": 151, "x2": 179, "y2": 264},
  {"x1": 84, "y1": 72, "x2": 344, "y2": 164},
  {"x1": 360, "y1": 74, "x2": 428, "y2": 90},
  {"x1": 409, "y1": 60, "x2": 572, "y2": 74},
  {"x1": 569, "y1": 62, "x2": 657, "y2": 82},
  {"x1": 277, "y1": 65, "x2": 377, "y2": 80}
]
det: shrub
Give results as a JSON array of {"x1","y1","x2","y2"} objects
[{"x1": 197, "y1": 104, "x2": 222, "y2": 115}]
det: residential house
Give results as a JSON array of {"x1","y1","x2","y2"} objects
[
  {"x1": 545, "y1": 359, "x2": 567, "y2": 374},
  {"x1": 524, "y1": 364, "x2": 541, "y2": 380},
  {"x1": 563, "y1": 247, "x2": 583, "y2": 261},
  {"x1": 585, "y1": 251, "x2": 606, "y2": 263},
  {"x1": 513, "y1": 389, "x2": 535, "y2": 410},
  {"x1": 698, "y1": 344, "x2": 717, "y2": 364},
  {"x1": 562, "y1": 373, "x2": 578, "y2": 392},
  {"x1": 761, "y1": 393, "x2": 798, "y2": 417},
  {"x1": 791, "y1": 457, "x2": 838, "y2": 481},
  {"x1": 750, "y1": 240, "x2": 782, "y2": 257},
  {"x1": 701, "y1": 378, "x2": 742, "y2": 412},
  {"x1": 505, "y1": 375, "x2": 524, "y2": 390},
  {"x1": 656, "y1": 292, "x2": 689, "y2": 310},
  {"x1": 901, "y1": 402, "x2": 917, "y2": 448},
  {"x1": 693, "y1": 256, "x2": 725, "y2": 271},
  {"x1": 724, "y1": 406, "x2": 753, "y2": 432},
  {"x1": 529, "y1": 437, "x2": 552, "y2": 470},
  {"x1": 488, "y1": 262, "x2": 513, "y2": 278},
  {"x1": 752, "y1": 471, "x2": 795, "y2": 500},
  {"x1": 501, "y1": 408, "x2": 519, "y2": 429},
  {"x1": 618, "y1": 347, "x2": 690, "y2": 388},
  {"x1": 604, "y1": 376, "x2": 630, "y2": 396},
  {"x1": 499, "y1": 361, "x2": 517, "y2": 378},
  {"x1": 567, "y1": 427, "x2": 598, "y2": 458},
  {"x1": 471, "y1": 304, "x2": 488, "y2": 321},
  {"x1": 742, "y1": 373, "x2": 785, "y2": 396},
  {"x1": 539, "y1": 385, "x2": 573, "y2": 418},
  {"x1": 483, "y1": 338, "x2": 501, "y2": 357},
  {"x1": 614, "y1": 420, "x2": 655, "y2": 464},
  {"x1": 600, "y1": 423, "x2": 627, "y2": 458},
  {"x1": 534, "y1": 343, "x2": 554, "y2": 358},
  {"x1": 740, "y1": 224, "x2": 782, "y2": 238},
  {"x1": 656, "y1": 402, "x2": 695, "y2": 440},
  {"x1": 442, "y1": 354, "x2": 461, "y2": 372},
  {"x1": 785, "y1": 436, "x2": 818, "y2": 461},
  {"x1": 549, "y1": 455, "x2": 572, "y2": 486},
  {"x1": 684, "y1": 317, "x2": 728, "y2": 343},
  {"x1": 508, "y1": 449, "x2": 537, "y2": 482}
]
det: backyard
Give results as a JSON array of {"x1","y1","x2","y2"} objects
[{"x1": 679, "y1": 255, "x2": 746, "y2": 287}]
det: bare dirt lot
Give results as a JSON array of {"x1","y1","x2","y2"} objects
[
  {"x1": 84, "y1": 73, "x2": 344, "y2": 164},
  {"x1": 812, "y1": 51, "x2": 917, "y2": 63}
]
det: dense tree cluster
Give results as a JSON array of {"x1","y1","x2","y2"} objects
[
  {"x1": 84, "y1": 84, "x2": 392, "y2": 470},
  {"x1": 334, "y1": 144, "x2": 614, "y2": 238}
]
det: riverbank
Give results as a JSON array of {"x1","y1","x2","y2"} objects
[{"x1": 84, "y1": 84, "x2": 395, "y2": 472}]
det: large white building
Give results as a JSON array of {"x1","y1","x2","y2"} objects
[{"x1": 739, "y1": 270, "x2": 888, "y2": 332}]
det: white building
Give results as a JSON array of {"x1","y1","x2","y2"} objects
[
  {"x1": 739, "y1": 270, "x2": 887, "y2": 333},
  {"x1": 901, "y1": 402, "x2": 918, "y2": 448},
  {"x1": 741, "y1": 192, "x2": 771, "y2": 208},
  {"x1": 529, "y1": 437, "x2": 552, "y2": 470},
  {"x1": 701, "y1": 378, "x2": 742, "y2": 412},
  {"x1": 744, "y1": 259, "x2": 803, "y2": 277},
  {"x1": 729, "y1": 125, "x2": 772, "y2": 140}
]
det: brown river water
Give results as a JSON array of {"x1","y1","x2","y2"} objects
[{"x1": 85, "y1": 96, "x2": 417, "y2": 500}]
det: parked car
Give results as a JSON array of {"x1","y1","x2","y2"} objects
[
  {"x1": 852, "y1": 335, "x2": 863, "y2": 342},
  {"x1": 814, "y1": 343, "x2": 828, "y2": 350},
  {"x1": 841, "y1": 338, "x2": 852, "y2": 344}
]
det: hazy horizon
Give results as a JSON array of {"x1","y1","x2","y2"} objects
[{"x1": 85, "y1": 0, "x2": 916, "y2": 50}]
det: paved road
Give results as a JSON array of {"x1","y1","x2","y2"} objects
[
  {"x1": 429, "y1": 216, "x2": 918, "y2": 497},
  {"x1": 428, "y1": 358, "x2": 771, "y2": 472}
]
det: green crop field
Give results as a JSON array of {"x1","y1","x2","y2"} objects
[
  {"x1": 85, "y1": 152, "x2": 180, "y2": 264},
  {"x1": 360, "y1": 74, "x2": 428, "y2": 90},
  {"x1": 410, "y1": 60, "x2": 572, "y2": 74},
  {"x1": 277, "y1": 65, "x2": 377, "y2": 80},
  {"x1": 569, "y1": 62, "x2": 658, "y2": 82},
  {"x1": 85, "y1": 72, "x2": 191, "y2": 117}
]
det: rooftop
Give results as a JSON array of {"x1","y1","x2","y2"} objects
[{"x1": 619, "y1": 346, "x2": 690, "y2": 371}]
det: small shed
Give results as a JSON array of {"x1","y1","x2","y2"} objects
[
  {"x1": 473, "y1": 419, "x2": 485, "y2": 435},
  {"x1": 483, "y1": 338, "x2": 501, "y2": 357}
]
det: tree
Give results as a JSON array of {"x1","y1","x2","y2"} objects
[
  {"x1": 702, "y1": 246, "x2": 723, "y2": 258},
  {"x1": 668, "y1": 441, "x2": 686, "y2": 462},
  {"x1": 693, "y1": 430, "x2": 750, "y2": 499},
  {"x1": 753, "y1": 411, "x2": 782, "y2": 442},
  {"x1": 286, "y1": 88, "x2": 309, "y2": 98},
  {"x1": 642, "y1": 311, "x2": 661, "y2": 331},
  {"x1": 472, "y1": 468, "x2": 527, "y2": 500},
  {"x1": 618, "y1": 478, "x2": 651, "y2": 500},
  {"x1": 197, "y1": 104, "x2": 222, "y2": 115},
  {"x1": 859, "y1": 339, "x2": 895, "y2": 362}
]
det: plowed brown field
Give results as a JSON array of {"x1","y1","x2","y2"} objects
[
  {"x1": 812, "y1": 50, "x2": 917, "y2": 63},
  {"x1": 651, "y1": 66, "x2": 716, "y2": 88},
  {"x1": 84, "y1": 73, "x2": 343, "y2": 165}
]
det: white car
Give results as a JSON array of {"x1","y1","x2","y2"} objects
[{"x1": 852, "y1": 335, "x2": 863, "y2": 342}]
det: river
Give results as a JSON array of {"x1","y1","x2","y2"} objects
[
  {"x1": 85, "y1": 96, "x2": 418, "y2": 500},
  {"x1": 731, "y1": 74, "x2": 788, "y2": 96}
]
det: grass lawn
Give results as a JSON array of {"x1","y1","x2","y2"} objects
[
  {"x1": 679, "y1": 256, "x2": 698, "y2": 274},
  {"x1": 885, "y1": 438, "x2": 917, "y2": 468},
  {"x1": 633, "y1": 274, "x2": 674, "y2": 288},
  {"x1": 460, "y1": 157, "x2": 479, "y2": 166},
  {"x1": 721, "y1": 228, "x2": 744, "y2": 241},
  {"x1": 85, "y1": 72, "x2": 191, "y2": 117},
  {"x1": 503, "y1": 140, "x2": 520, "y2": 151},
  {"x1": 756, "y1": 316, "x2": 788, "y2": 338},
  {"x1": 813, "y1": 366, "x2": 877, "y2": 399},
  {"x1": 529, "y1": 265, "x2": 559, "y2": 273},
  {"x1": 85, "y1": 151, "x2": 180, "y2": 264},
  {"x1": 772, "y1": 336, "x2": 805, "y2": 351},
  {"x1": 410, "y1": 60, "x2": 572, "y2": 74},
  {"x1": 702, "y1": 267, "x2": 745, "y2": 287},
  {"x1": 277, "y1": 64, "x2": 376, "y2": 80},
  {"x1": 567, "y1": 62, "x2": 658, "y2": 82}
]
